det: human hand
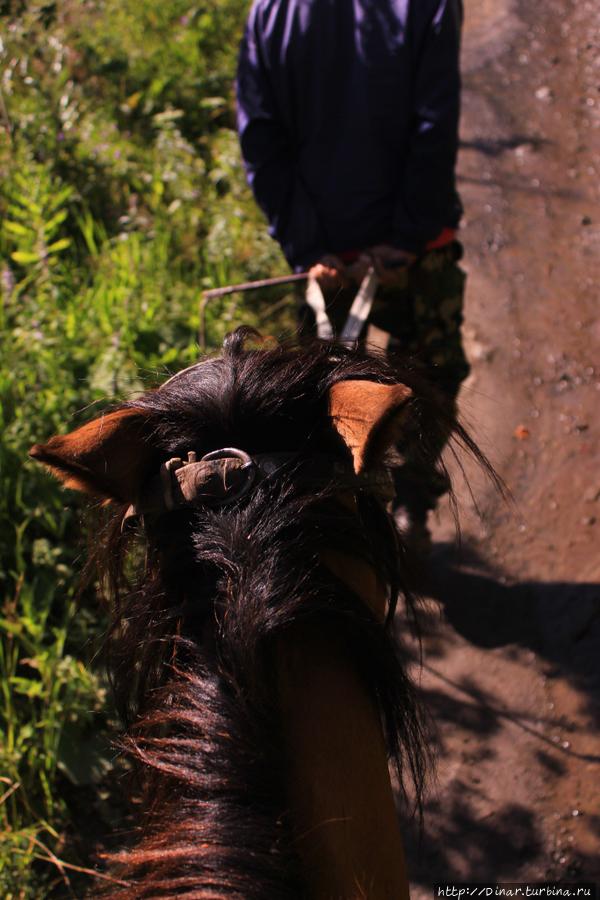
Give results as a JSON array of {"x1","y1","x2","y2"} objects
[
  {"x1": 308, "y1": 255, "x2": 348, "y2": 291},
  {"x1": 345, "y1": 253, "x2": 372, "y2": 286},
  {"x1": 368, "y1": 244, "x2": 417, "y2": 286}
]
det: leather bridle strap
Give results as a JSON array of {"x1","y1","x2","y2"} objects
[
  {"x1": 122, "y1": 448, "x2": 395, "y2": 529},
  {"x1": 123, "y1": 448, "x2": 288, "y2": 527}
]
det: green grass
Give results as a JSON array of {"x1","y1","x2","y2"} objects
[{"x1": 0, "y1": 2, "x2": 294, "y2": 894}]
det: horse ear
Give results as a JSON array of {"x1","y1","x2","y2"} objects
[
  {"x1": 29, "y1": 407, "x2": 153, "y2": 503},
  {"x1": 329, "y1": 380, "x2": 412, "y2": 473}
]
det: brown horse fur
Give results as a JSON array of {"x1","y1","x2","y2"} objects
[{"x1": 30, "y1": 329, "x2": 492, "y2": 899}]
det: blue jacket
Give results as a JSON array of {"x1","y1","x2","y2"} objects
[{"x1": 236, "y1": 0, "x2": 463, "y2": 270}]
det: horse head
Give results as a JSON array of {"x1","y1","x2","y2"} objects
[{"x1": 30, "y1": 328, "x2": 475, "y2": 899}]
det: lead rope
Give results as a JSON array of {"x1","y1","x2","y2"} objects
[
  {"x1": 339, "y1": 266, "x2": 379, "y2": 345},
  {"x1": 305, "y1": 266, "x2": 380, "y2": 345},
  {"x1": 305, "y1": 272, "x2": 334, "y2": 341}
]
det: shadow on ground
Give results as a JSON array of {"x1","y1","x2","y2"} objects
[
  {"x1": 402, "y1": 797, "x2": 543, "y2": 885},
  {"x1": 420, "y1": 542, "x2": 600, "y2": 720},
  {"x1": 395, "y1": 542, "x2": 600, "y2": 885},
  {"x1": 400, "y1": 789, "x2": 600, "y2": 885}
]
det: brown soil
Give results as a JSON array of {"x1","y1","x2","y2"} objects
[{"x1": 401, "y1": 0, "x2": 600, "y2": 892}]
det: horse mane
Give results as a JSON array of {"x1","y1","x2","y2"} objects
[{"x1": 87, "y1": 330, "x2": 492, "y2": 898}]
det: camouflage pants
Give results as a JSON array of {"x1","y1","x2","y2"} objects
[{"x1": 298, "y1": 242, "x2": 470, "y2": 514}]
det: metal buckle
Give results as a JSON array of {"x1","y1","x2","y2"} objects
[{"x1": 199, "y1": 447, "x2": 257, "y2": 505}]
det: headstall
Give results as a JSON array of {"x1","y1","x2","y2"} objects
[
  {"x1": 122, "y1": 361, "x2": 395, "y2": 528},
  {"x1": 122, "y1": 447, "x2": 395, "y2": 528}
]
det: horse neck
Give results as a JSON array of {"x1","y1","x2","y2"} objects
[
  {"x1": 276, "y1": 552, "x2": 410, "y2": 900},
  {"x1": 109, "y1": 495, "x2": 413, "y2": 898}
]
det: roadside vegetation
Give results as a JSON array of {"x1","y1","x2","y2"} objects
[{"x1": 0, "y1": 3, "x2": 289, "y2": 894}]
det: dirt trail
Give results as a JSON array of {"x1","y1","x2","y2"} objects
[{"x1": 402, "y1": 0, "x2": 600, "y2": 891}]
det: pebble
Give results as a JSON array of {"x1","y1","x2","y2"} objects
[{"x1": 470, "y1": 341, "x2": 495, "y2": 362}]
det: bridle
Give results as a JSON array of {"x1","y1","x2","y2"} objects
[
  {"x1": 123, "y1": 343, "x2": 396, "y2": 529},
  {"x1": 122, "y1": 446, "x2": 395, "y2": 529},
  {"x1": 123, "y1": 448, "x2": 311, "y2": 526}
]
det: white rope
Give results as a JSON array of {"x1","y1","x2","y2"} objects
[
  {"x1": 339, "y1": 266, "x2": 379, "y2": 345},
  {"x1": 305, "y1": 267, "x2": 380, "y2": 344},
  {"x1": 305, "y1": 274, "x2": 334, "y2": 340}
]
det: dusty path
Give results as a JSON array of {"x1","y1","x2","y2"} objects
[{"x1": 401, "y1": 0, "x2": 600, "y2": 892}]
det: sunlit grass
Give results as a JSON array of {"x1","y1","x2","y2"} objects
[{"x1": 0, "y1": 1, "x2": 289, "y2": 894}]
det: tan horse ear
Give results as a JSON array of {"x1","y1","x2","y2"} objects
[
  {"x1": 29, "y1": 407, "x2": 153, "y2": 503},
  {"x1": 329, "y1": 380, "x2": 412, "y2": 473}
]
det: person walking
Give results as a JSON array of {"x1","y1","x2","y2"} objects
[{"x1": 236, "y1": 0, "x2": 470, "y2": 552}]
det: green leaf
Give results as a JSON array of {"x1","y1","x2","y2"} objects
[
  {"x1": 0, "y1": 618, "x2": 23, "y2": 637},
  {"x1": 200, "y1": 96, "x2": 226, "y2": 110},
  {"x1": 13, "y1": 195, "x2": 42, "y2": 216},
  {"x1": 10, "y1": 676, "x2": 44, "y2": 699},
  {"x1": 46, "y1": 238, "x2": 71, "y2": 254},
  {"x1": 7, "y1": 202, "x2": 33, "y2": 221},
  {"x1": 10, "y1": 250, "x2": 40, "y2": 265},
  {"x1": 3, "y1": 221, "x2": 30, "y2": 237},
  {"x1": 43, "y1": 210, "x2": 68, "y2": 234},
  {"x1": 49, "y1": 186, "x2": 74, "y2": 211}
]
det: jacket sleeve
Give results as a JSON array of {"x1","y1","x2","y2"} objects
[
  {"x1": 236, "y1": 11, "x2": 327, "y2": 270},
  {"x1": 392, "y1": 0, "x2": 463, "y2": 253}
]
